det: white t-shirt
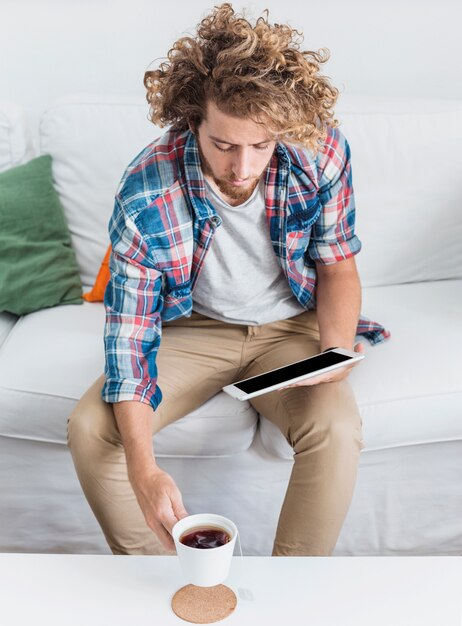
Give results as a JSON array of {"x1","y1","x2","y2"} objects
[{"x1": 192, "y1": 177, "x2": 306, "y2": 325}]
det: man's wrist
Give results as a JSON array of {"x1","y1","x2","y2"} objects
[{"x1": 128, "y1": 458, "x2": 163, "y2": 488}]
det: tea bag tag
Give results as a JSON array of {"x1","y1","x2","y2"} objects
[{"x1": 238, "y1": 587, "x2": 254, "y2": 601}]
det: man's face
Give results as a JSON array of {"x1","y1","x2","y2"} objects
[{"x1": 193, "y1": 100, "x2": 277, "y2": 204}]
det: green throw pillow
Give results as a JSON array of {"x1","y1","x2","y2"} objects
[{"x1": 0, "y1": 154, "x2": 83, "y2": 315}]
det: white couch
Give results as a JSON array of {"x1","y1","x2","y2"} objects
[{"x1": 0, "y1": 94, "x2": 461, "y2": 556}]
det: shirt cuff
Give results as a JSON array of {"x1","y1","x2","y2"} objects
[
  {"x1": 309, "y1": 235, "x2": 362, "y2": 265},
  {"x1": 101, "y1": 378, "x2": 162, "y2": 411}
]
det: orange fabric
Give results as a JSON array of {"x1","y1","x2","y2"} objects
[{"x1": 82, "y1": 245, "x2": 111, "y2": 302}]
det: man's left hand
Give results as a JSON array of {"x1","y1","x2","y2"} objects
[{"x1": 278, "y1": 342, "x2": 365, "y2": 390}]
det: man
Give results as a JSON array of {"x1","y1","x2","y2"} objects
[{"x1": 67, "y1": 3, "x2": 389, "y2": 557}]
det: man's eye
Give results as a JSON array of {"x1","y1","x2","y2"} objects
[
  {"x1": 214, "y1": 143, "x2": 270, "y2": 152},
  {"x1": 215, "y1": 144, "x2": 233, "y2": 153}
]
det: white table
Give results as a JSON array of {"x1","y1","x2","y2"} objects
[{"x1": 0, "y1": 554, "x2": 460, "y2": 625}]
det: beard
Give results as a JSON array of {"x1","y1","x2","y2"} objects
[{"x1": 197, "y1": 139, "x2": 264, "y2": 204}]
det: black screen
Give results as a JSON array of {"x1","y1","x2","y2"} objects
[{"x1": 234, "y1": 351, "x2": 352, "y2": 394}]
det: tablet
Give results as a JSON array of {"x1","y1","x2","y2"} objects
[{"x1": 222, "y1": 348, "x2": 364, "y2": 401}]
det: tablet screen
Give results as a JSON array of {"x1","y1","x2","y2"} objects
[{"x1": 234, "y1": 351, "x2": 352, "y2": 394}]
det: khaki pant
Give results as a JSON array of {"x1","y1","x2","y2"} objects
[{"x1": 67, "y1": 309, "x2": 364, "y2": 556}]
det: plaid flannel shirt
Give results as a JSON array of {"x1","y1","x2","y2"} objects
[{"x1": 102, "y1": 126, "x2": 390, "y2": 409}]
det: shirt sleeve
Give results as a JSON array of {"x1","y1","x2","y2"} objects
[
  {"x1": 101, "y1": 195, "x2": 164, "y2": 410},
  {"x1": 307, "y1": 128, "x2": 362, "y2": 264}
]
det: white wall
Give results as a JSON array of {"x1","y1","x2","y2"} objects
[{"x1": 1, "y1": 0, "x2": 461, "y2": 141}]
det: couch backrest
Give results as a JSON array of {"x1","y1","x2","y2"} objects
[
  {"x1": 338, "y1": 96, "x2": 462, "y2": 287},
  {"x1": 38, "y1": 94, "x2": 462, "y2": 289},
  {"x1": 0, "y1": 101, "x2": 34, "y2": 173},
  {"x1": 0, "y1": 102, "x2": 33, "y2": 341},
  {"x1": 39, "y1": 94, "x2": 160, "y2": 289}
]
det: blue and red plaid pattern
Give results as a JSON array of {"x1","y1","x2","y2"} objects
[{"x1": 102, "y1": 126, "x2": 390, "y2": 408}]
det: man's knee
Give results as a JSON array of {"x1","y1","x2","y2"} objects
[
  {"x1": 67, "y1": 374, "x2": 119, "y2": 454},
  {"x1": 285, "y1": 381, "x2": 363, "y2": 454}
]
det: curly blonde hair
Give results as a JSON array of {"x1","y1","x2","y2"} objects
[{"x1": 144, "y1": 3, "x2": 340, "y2": 154}]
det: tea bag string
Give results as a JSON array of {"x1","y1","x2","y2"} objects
[{"x1": 235, "y1": 529, "x2": 243, "y2": 558}]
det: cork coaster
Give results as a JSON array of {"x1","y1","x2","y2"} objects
[{"x1": 171, "y1": 584, "x2": 237, "y2": 623}]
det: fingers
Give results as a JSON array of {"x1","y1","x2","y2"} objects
[
  {"x1": 157, "y1": 496, "x2": 180, "y2": 529},
  {"x1": 150, "y1": 518, "x2": 176, "y2": 551},
  {"x1": 164, "y1": 486, "x2": 189, "y2": 527},
  {"x1": 154, "y1": 491, "x2": 189, "y2": 550},
  {"x1": 279, "y1": 370, "x2": 345, "y2": 390},
  {"x1": 151, "y1": 504, "x2": 179, "y2": 550},
  {"x1": 172, "y1": 493, "x2": 189, "y2": 521}
]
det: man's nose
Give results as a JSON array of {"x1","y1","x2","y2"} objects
[{"x1": 231, "y1": 150, "x2": 251, "y2": 180}]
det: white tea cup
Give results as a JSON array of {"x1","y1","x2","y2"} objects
[{"x1": 172, "y1": 513, "x2": 238, "y2": 587}]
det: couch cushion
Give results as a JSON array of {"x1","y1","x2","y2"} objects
[
  {"x1": 259, "y1": 279, "x2": 462, "y2": 457},
  {"x1": 1, "y1": 280, "x2": 459, "y2": 458},
  {"x1": 39, "y1": 94, "x2": 161, "y2": 289},
  {"x1": 0, "y1": 101, "x2": 34, "y2": 173},
  {"x1": 0, "y1": 302, "x2": 257, "y2": 456}
]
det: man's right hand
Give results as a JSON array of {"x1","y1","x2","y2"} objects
[
  {"x1": 112, "y1": 400, "x2": 189, "y2": 552},
  {"x1": 131, "y1": 466, "x2": 189, "y2": 551}
]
